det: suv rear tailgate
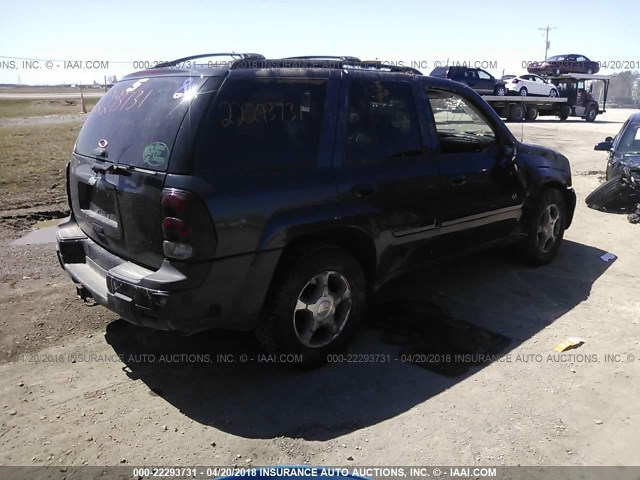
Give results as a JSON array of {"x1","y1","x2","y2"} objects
[{"x1": 70, "y1": 75, "x2": 211, "y2": 269}]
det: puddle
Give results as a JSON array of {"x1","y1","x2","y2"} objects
[
  {"x1": 372, "y1": 300, "x2": 511, "y2": 376},
  {"x1": 9, "y1": 225, "x2": 58, "y2": 246},
  {"x1": 34, "y1": 218, "x2": 61, "y2": 229}
]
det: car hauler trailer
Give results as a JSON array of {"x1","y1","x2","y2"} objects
[{"x1": 482, "y1": 73, "x2": 611, "y2": 122}]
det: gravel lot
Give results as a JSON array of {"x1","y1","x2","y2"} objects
[{"x1": 1, "y1": 109, "x2": 639, "y2": 469}]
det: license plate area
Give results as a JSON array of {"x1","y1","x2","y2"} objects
[{"x1": 78, "y1": 177, "x2": 121, "y2": 237}]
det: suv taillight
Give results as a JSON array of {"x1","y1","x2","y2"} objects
[
  {"x1": 161, "y1": 188, "x2": 215, "y2": 261},
  {"x1": 511, "y1": 78, "x2": 520, "y2": 83}
]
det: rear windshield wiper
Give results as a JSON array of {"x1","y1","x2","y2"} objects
[{"x1": 91, "y1": 164, "x2": 133, "y2": 176}]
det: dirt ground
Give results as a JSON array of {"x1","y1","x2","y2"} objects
[{"x1": 1, "y1": 109, "x2": 639, "y2": 469}]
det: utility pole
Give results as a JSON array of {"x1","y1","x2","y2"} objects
[{"x1": 538, "y1": 26, "x2": 556, "y2": 60}]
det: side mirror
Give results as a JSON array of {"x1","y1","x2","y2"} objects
[
  {"x1": 594, "y1": 141, "x2": 613, "y2": 151},
  {"x1": 605, "y1": 136, "x2": 614, "y2": 142}
]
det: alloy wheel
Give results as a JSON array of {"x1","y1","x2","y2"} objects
[
  {"x1": 293, "y1": 271, "x2": 353, "y2": 348},
  {"x1": 536, "y1": 204, "x2": 562, "y2": 253}
]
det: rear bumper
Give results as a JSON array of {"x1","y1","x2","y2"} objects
[{"x1": 56, "y1": 217, "x2": 281, "y2": 334}]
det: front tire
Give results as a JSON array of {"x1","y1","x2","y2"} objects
[
  {"x1": 494, "y1": 85, "x2": 506, "y2": 96},
  {"x1": 256, "y1": 243, "x2": 366, "y2": 368},
  {"x1": 549, "y1": 88, "x2": 558, "y2": 97},
  {"x1": 520, "y1": 189, "x2": 566, "y2": 265},
  {"x1": 585, "y1": 105, "x2": 598, "y2": 122}
]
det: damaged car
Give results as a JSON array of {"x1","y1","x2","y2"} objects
[
  {"x1": 586, "y1": 112, "x2": 640, "y2": 216},
  {"x1": 57, "y1": 53, "x2": 576, "y2": 367}
]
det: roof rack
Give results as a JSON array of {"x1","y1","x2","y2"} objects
[
  {"x1": 352, "y1": 59, "x2": 422, "y2": 75},
  {"x1": 230, "y1": 56, "x2": 423, "y2": 75},
  {"x1": 155, "y1": 53, "x2": 264, "y2": 68},
  {"x1": 283, "y1": 55, "x2": 362, "y2": 62}
]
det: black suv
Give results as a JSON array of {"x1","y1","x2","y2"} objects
[
  {"x1": 429, "y1": 66, "x2": 507, "y2": 96},
  {"x1": 57, "y1": 53, "x2": 576, "y2": 366}
]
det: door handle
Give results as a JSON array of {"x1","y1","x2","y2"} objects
[
  {"x1": 449, "y1": 175, "x2": 466, "y2": 186},
  {"x1": 352, "y1": 184, "x2": 377, "y2": 198}
]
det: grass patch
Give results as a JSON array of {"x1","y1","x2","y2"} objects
[
  {"x1": 0, "y1": 86, "x2": 94, "y2": 94},
  {"x1": 0, "y1": 122, "x2": 83, "y2": 210},
  {"x1": 0, "y1": 97, "x2": 100, "y2": 119}
]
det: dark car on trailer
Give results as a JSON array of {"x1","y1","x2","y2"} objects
[
  {"x1": 429, "y1": 66, "x2": 507, "y2": 96},
  {"x1": 527, "y1": 54, "x2": 600, "y2": 76},
  {"x1": 57, "y1": 53, "x2": 576, "y2": 367}
]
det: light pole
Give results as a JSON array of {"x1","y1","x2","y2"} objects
[{"x1": 538, "y1": 26, "x2": 557, "y2": 60}]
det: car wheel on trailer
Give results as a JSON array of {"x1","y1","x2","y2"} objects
[
  {"x1": 519, "y1": 87, "x2": 528, "y2": 96},
  {"x1": 507, "y1": 104, "x2": 524, "y2": 122},
  {"x1": 587, "y1": 68, "x2": 594, "y2": 75},
  {"x1": 554, "y1": 68, "x2": 561, "y2": 75},
  {"x1": 585, "y1": 104, "x2": 598, "y2": 122},
  {"x1": 526, "y1": 106, "x2": 538, "y2": 121},
  {"x1": 549, "y1": 89, "x2": 558, "y2": 97},
  {"x1": 256, "y1": 242, "x2": 366, "y2": 368},
  {"x1": 494, "y1": 85, "x2": 506, "y2": 96}
]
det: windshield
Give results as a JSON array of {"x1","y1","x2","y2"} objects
[
  {"x1": 75, "y1": 76, "x2": 209, "y2": 170},
  {"x1": 618, "y1": 122, "x2": 640, "y2": 153}
]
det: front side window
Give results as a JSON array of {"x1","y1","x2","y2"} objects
[
  {"x1": 344, "y1": 79, "x2": 422, "y2": 167},
  {"x1": 477, "y1": 70, "x2": 492, "y2": 80},
  {"x1": 427, "y1": 88, "x2": 497, "y2": 154},
  {"x1": 196, "y1": 78, "x2": 327, "y2": 172}
]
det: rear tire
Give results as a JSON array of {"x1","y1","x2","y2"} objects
[
  {"x1": 519, "y1": 87, "x2": 528, "y2": 96},
  {"x1": 525, "y1": 106, "x2": 539, "y2": 121},
  {"x1": 507, "y1": 103, "x2": 525, "y2": 122},
  {"x1": 558, "y1": 105, "x2": 570, "y2": 121},
  {"x1": 520, "y1": 189, "x2": 566, "y2": 265},
  {"x1": 585, "y1": 177, "x2": 629, "y2": 210},
  {"x1": 256, "y1": 243, "x2": 366, "y2": 368}
]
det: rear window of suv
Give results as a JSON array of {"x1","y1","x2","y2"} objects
[
  {"x1": 195, "y1": 77, "x2": 327, "y2": 172},
  {"x1": 75, "y1": 76, "x2": 209, "y2": 171},
  {"x1": 429, "y1": 67, "x2": 448, "y2": 77}
]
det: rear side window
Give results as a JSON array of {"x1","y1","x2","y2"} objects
[
  {"x1": 195, "y1": 78, "x2": 327, "y2": 172},
  {"x1": 344, "y1": 79, "x2": 422, "y2": 167},
  {"x1": 429, "y1": 67, "x2": 447, "y2": 77},
  {"x1": 75, "y1": 76, "x2": 209, "y2": 171}
]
